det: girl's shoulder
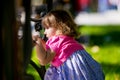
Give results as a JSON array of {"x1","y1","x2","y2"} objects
[{"x1": 47, "y1": 35, "x2": 73, "y2": 42}]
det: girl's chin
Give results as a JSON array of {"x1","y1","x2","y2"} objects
[{"x1": 47, "y1": 36, "x2": 54, "y2": 39}]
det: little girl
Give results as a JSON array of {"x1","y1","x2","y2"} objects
[{"x1": 33, "y1": 10, "x2": 105, "y2": 80}]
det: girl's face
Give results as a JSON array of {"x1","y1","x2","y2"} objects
[{"x1": 44, "y1": 27, "x2": 57, "y2": 39}]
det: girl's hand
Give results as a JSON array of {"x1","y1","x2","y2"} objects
[
  {"x1": 32, "y1": 35, "x2": 46, "y2": 49},
  {"x1": 32, "y1": 35, "x2": 40, "y2": 46}
]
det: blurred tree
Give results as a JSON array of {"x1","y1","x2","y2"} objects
[
  {"x1": 2, "y1": 0, "x2": 33, "y2": 79},
  {"x1": 2, "y1": 0, "x2": 25, "y2": 79}
]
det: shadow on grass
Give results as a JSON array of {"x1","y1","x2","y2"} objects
[
  {"x1": 90, "y1": 31, "x2": 120, "y2": 46},
  {"x1": 78, "y1": 31, "x2": 120, "y2": 46},
  {"x1": 101, "y1": 62, "x2": 120, "y2": 75}
]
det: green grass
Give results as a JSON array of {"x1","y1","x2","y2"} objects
[
  {"x1": 80, "y1": 25, "x2": 120, "y2": 80},
  {"x1": 85, "y1": 45, "x2": 120, "y2": 80},
  {"x1": 27, "y1": 25, "x2": 120, "y2": 80}
]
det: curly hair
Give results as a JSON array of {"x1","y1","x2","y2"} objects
[{"x1": 42, "y1": 9, "x2": 80, "y2": 38}]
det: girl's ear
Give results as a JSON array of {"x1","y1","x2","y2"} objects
[{"x1": 56, "y1": 29, "x2": 62, "y2": 35}]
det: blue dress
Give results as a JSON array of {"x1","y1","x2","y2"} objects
[{"x1": 44, "y1": 50, "x2": 105, "y2": 80}]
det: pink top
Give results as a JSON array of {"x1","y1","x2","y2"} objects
[{"x1": 46, "y1": 35, "x2": 84, "y2": 67}]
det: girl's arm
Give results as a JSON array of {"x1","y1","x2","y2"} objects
[{"x1": 34, "y1": 37, "x2": 56, "y2": 65}]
